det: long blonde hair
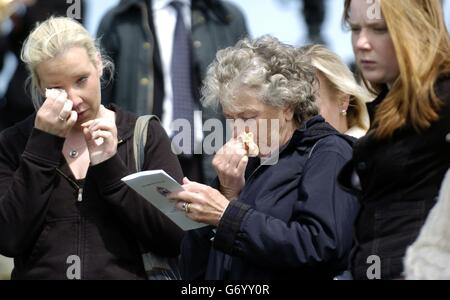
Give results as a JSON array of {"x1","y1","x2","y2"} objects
[
  {"x1": 300, "y1": 44, "x2": 371, "y2": 132},
  {"x1": 21, "y1": 16, "x2": 113, "y2": 110},
  {"x1": 344, "y1": 0, "x2": 450, "y2": 139}
]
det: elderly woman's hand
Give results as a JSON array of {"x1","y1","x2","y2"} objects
[
  {"x1": 34, "y1": 89, "x2": 78, "y2": 137},
  {"x1": 81, "y1": 106, "x2": 117, "y2": 166},
  {"x1": 212, "y1": 138, "x2": 249, "y2": 201},
  {"x1": 170, "y1": 178, "x2": 230, "y2": 227}
]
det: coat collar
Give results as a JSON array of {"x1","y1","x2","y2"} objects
[
  {"x1": 289, "y1": 115, "x2": 356, "y2": 150},
  {"x1": 246, "y1": 115, "x2": 355, "y2": 170},
  {"x1": 114, "y1": 0, "x2": 232, "y2": 24}
]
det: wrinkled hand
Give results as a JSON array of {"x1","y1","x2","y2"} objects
[
  {"x1": 169, "y1": 178, "x2": 230, "y2": 227},
  {"x1": 81, "y1": 106, "x2": 117, "y2": 166},
  {"x1": 34, "y1": 89, "x2": 77, "y2": 137},
  {"x1": 212, "y1": 138, "x2": 248, "y2": 200}
]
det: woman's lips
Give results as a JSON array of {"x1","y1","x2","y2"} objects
[
  {"x1": 360, "y1": 60, "x2": 376, "y2": 65},
  {"x1": 360, "y1": 60, "x2": 377, "y2": 69}
]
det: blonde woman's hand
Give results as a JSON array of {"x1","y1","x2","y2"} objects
[
  {"x1": 81, "y1": 106, "x2": 117, "y2": 166},
  {"x1": 34, "y1": 89, "x2": 78, "y2": 137},
  {"x1": 212, "y1": 138, "x2": 248, "y2": 201}
]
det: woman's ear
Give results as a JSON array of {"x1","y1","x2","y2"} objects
[
  {"x1": 340, "y1": 94, "x2": 350, "y2": 112},
  {"x1": 283, "y1": 106, "x2": 295, "y2": 122}
]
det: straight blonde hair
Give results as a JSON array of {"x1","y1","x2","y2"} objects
[
  {"x1": 21, "y1": 16, "x2": 113, "y2": 110},
  {"x1": 344, "y1": 0, "x2": 450, "y2": 139},
  {"x1": 300, "y1": 44, "x2": 371, "y2": 132}
]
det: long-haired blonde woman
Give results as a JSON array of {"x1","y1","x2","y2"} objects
[
  {"x1": 339, "y1": 0, "x2": 450, "y2": 279},
  {"x1": 300, "y1": 44, "x2": 371, "y2": 138}
]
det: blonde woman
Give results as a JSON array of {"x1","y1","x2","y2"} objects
[
  {"x1": 339, "y1": 0, "x2": 450, "y2": 279},
  {"x1": 299, "y1": 44, "x2": 371, "y2": 138},
  {"x1": 0, "y1": 17, "x2": 184, "y2": 279}
]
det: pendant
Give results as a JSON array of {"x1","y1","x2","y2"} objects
[{"x1": 69, "y1": 150, "x2": 79, "y2": 158}]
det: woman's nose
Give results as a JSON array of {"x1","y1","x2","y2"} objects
[
  {"x1": 356, "y1": 29, "x2": 372, "y2": 50},
  {"x1": 66, "y1": 89, "x2": 82, "y2": 107}
]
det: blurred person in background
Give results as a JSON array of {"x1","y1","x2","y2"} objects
[
  {"x1": 299, "y1": 44, "x2": 370, "y2": 138},
  {"x1": 0, "y1": 0, "x2": 85, "y2": 132},
  {"x1": 96, "y1": 0, "x2": 248, "y2": 184},
  {"x1": 301, "y1": 0, "x2": 326, "y2": 44}
]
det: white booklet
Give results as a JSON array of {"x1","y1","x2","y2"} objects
[{"x1": 121, "y1": 170, "x2": 208, "y2": 231}]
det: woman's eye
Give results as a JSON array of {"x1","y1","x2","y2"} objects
[
  {"x1": 77, "y1": 77, "x2": 88, "y2": 85},
  {"x1": 373, "y1": 27, "x2": 388, "y2": 33}
]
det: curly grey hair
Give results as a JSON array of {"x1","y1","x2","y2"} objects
[{"x1": 201, "y1": 35, "x2": 318, "y2": 126}]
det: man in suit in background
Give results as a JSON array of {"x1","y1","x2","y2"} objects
[{"x1": 97, "y1": 0, "x2": 248, "y2": 184}]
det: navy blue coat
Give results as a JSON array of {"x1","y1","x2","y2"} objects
[{"x1": 180, "y1": 116, "x2": 359, "y2": 279}]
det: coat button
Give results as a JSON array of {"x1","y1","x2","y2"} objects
[
  {"x1": 193, "y1": 40, "x2": 202, "y2": 48},
  {"x1": 195, "y1": 15, "x2": 205, "y2": 23},
  {"x1": 143, "y1": 42, "x2": 151, "y2": 49},
  {"x1": 140, "y1": 78, "x2": 150, "y2": 86}
]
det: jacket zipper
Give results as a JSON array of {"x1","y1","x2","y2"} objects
[
  {"x1": 56, "y1": 169, "x2": 83, "y2": 202},
  {"x1": 56, "y1": 168, "x2": 84, "y2": 278},
  {"x1": 56, "y1": 138, "x2": 126, "y2": 202}
]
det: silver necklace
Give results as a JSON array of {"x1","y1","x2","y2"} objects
[
  {"x1": 65, "y1": 140, "x2": 85, "y2": 159},
  {"x1": 69, "y1": 149, "x2": 80, "y2": 158}
]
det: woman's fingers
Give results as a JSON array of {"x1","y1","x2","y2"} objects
[
  {"x1": 236, "y1": 155, "x2": 249, "y2": 176},
  {"x1": 50, "y1": 90, "x2": 68, "y2": 115},
  {"x1": 82, "y1": 118, "x2": 116, "y2": 134},
  {"x1": 81, "y1": 109, "x2": 118, "y2": 166},
  {"x1": 175, "y1": 201, "x2": 189, "y2": 211},
  {"x1": 58, "y1": 100, "x2": 73, "y2": 121},
  {"x1": 82, "y1": 126, "x2": 92, "y2": 140},
  {"x1": 81, "y1": 120, "x2": 95, "y2": 128},
  {"x1": 215, "y1": 140, "x2": 246, "y2": 170},
  {"x1": 229, "y1": 148, "x2": 247, "y2": 169},
  {"x1": 34, "y1": 90, "x2": 78, "y2": 137},
  {"x1": 173, "y1": 186, "x2": 229, "y2": 226},
  {"x1": 169, "y1": 190, "x2": 201, "y2": 204},
  {"x1": 66, "y1": 111, "x2": 78, "y2": 128},
  {"x1": 182, "y1": 181, "x2": 211, "y2": 194}
]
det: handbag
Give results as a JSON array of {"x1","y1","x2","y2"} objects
[{"x1": 133, "y1": 115, "x2": 182, "y2": 280}]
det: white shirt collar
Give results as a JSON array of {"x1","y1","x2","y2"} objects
[{"x1": 152, "y1": 0, "x2": 191, "y2": 11}]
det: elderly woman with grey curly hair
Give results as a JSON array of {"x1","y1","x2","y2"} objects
[{"x1": 169, "y1": 35, "x2": 360, "y2": 280}]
